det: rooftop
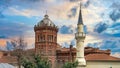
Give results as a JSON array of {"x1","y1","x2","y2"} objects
[{"x1": 85, "y1": 53, "x2": 120, "y2": 61}]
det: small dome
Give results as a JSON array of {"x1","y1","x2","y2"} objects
[{"x1": 36, "y1": 14, "x2": 56, "y2": 27}]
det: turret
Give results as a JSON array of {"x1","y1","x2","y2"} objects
[{"x1": 34, "y1": 14, "x2": 58, "y2": 68}]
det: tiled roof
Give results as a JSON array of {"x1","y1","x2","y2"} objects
[
  {"x1": 0, "y1": 56, "x2": 17, "y2": 63},
  {"x1": 0, "y1": 47, "x2": 120, "y2": 63},
  {"x1": 85, "y1": 53, "x2": 120, "y2": 61},
  {"x1": 56, "y1": 48, "x2": 76, "y2": 53},
  {"x1": 56, "y1": 47, "x2": 120, "y2": 61}
]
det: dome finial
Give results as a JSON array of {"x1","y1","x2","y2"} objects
[
  {"x1": 44, "y1": 10, "x2": 49, "y2": 18},
  {"x1": 46, "y1": 10, "x2": 47, "y2": 15}
]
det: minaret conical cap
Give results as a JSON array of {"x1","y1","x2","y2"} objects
[{"x1": 78, "y1": 2, "x2": 83, "y2": 25}]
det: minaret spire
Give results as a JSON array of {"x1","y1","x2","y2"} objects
[
  {"x1": 78, "y1": 2, "x2": 83, "y2": 25},
  {"x1": 75, "y1": 1, "x2": 86, "y2": 67},
  {"x1": 46, "y1": 10, "x2": 48, "y2": 15}
]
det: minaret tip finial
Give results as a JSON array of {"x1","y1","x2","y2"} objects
[
  {"x1": 46, "y1": 10, "x2": 47, "y2": 15},
  {"x1": 80, "y1": 1, "x2": 82, "y2": 10},
  {"x1": 78, "y1": 0, "x2": 83, "y2": 25}
]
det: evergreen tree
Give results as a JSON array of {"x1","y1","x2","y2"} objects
[
  {"x1": 62, "y1": 61, "x2": 78, "y2": 68},
  {"x1": 22, "y1": 58, "x2": 35, "y2": 68}
]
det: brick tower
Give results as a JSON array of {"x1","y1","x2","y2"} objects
[{"x1": 34, "y1": 14, "x2": 58, "y2": 68}]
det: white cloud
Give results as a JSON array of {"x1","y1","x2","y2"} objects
[
  {"x1": 4, "y1": 7, "x2": 39, "y2": 17},
  {"x1": 84, "y1": 34, "x2": 103, "y2": 46},
  {"x1": 1, "y1": 0, "x2": 120, "y2": 54},
  {"x1": 111, "y1": 52, "x2": 120, "y2": 58},
  {"x1": 57, "y1": 34, "x2": 74, "y2": 45}
]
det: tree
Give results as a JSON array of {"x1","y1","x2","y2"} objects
[
  {"x1": 62, "y1": 61, "x2": 78, "y2": 68},
  {"x1": 22, "y1": 58, "x2": 35, "y2": 68},
  {"x1": 22, "y1": 55, "x2": 51, "y2": 68},
  {"x1": 10, "y1": 36, "x2": 27, "y2": 68}
]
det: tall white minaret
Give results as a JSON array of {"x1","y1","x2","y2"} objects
[{"x1": 75, "y1": 2, "x2": 86, "y2": 67}]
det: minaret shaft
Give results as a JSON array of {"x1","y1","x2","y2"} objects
[
  {"x1": 75, "y1": 24, "x2": 86, "y2": 67},
  {"x1": 78, "y1": 25, "x2": 84, "y2": 32},
  {"x1": 75, "y1": 2, "x2": 86, "y2": 67},
  {"x1": 76, "y1": 40, "x2": 84, "y2": 57}
]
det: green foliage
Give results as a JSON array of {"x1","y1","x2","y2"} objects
[
  {"x1": 22, "y1": 58, "x2": 35, "y2": 68},
  {"x1": 22, "y1": 55, "x2": 51, "y2": 68},
  {"x1": 62, "y1": 61, "x2": 78, "y2": 68},
  {"x1": 34, "y1": 55, "x2": 51, "y2": 68}
]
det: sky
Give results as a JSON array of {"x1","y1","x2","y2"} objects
[{"x1": 0, "y1": 0, "x2": 120, "y2": 58}]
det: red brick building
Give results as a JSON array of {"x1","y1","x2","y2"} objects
[{"x1": 34, "y1": 14, "x2": 58, "y2": 67}]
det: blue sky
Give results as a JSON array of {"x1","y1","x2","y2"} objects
[{"x1": 0, "y1": 0, "x2": 120, "y2": 57}]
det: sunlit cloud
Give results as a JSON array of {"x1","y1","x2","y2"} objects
[
  {"x1": 0, "y1": 39, "x2": 7, "y2": 46},
  {"x1": 0, "y1": 0, "x2": 120, "y2": 57}
]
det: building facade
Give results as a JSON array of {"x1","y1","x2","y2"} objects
[
  {"x1": 34, "y1": 14, "x2": 58, "y2": 68},
  {"x1": 33, "y1": 2, "x2": 120, "y2": 68}
]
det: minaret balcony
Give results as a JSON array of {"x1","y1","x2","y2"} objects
[{"x1": 75, "y1": 32, "x2": 86, "y2": 38}]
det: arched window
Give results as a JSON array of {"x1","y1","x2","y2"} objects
[
  {"x1": 47, "y1": 35, "x2": 51, "y2": 41},
  {"x1": 54, "y1": 37, "x2": 56, "y2": 42},
  {"x1": 38, "y1": 33, "x2": 43, "y2": 42},
  {"x1": 50, "y1": 35, "x2": 52, "y2": 42},
  {"x1": 51, "y1": 35, "x2": 52, "y2": 42},
  {"x1": 38, "y1": 35, "x2": 39, "y2": 42},
  {"x1": 40, "y1": 36, "x2": 42, "y2": 42},
  {"x1": 43, "y1": 35, "x2": 45, "y2": 41}
]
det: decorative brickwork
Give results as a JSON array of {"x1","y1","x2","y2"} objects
[{"x1": 34, "y1": 14, "x2": 58, "y2": 68}]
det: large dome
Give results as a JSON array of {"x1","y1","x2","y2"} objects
[{"x1": 36, "y1": 14, "x2": 56, "y2": 27}]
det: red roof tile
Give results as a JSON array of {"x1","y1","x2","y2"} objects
[
  {"x1": 85, "y1": 53, "x2": 120, "y2": 61},
  {"x1": 0, "y1": 56, "x2": 17, "y2": 63}
]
